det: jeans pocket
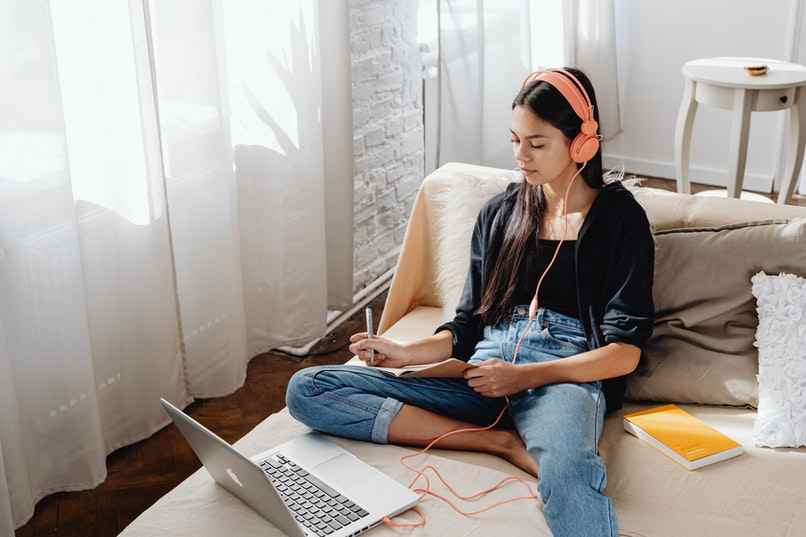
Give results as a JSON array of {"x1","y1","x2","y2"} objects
[{"x1": 544, "y1": 321, "x2": 588, "y2": 350}]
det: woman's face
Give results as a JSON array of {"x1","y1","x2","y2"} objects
[{"x1": 510, "y1": 105, "x2": 575, "y2": 186}]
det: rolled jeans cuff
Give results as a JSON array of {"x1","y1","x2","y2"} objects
[{"x1": 371, "y1": 397, "x2": 404, "y2": 444}]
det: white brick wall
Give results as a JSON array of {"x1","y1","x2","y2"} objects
[{"x1": 350, "y1": 0, "x2": 424, "y2": 294}]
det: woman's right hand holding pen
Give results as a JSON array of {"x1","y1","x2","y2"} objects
[{"x1": 349, "y1": 332, "x2": 411, "y2": 368}]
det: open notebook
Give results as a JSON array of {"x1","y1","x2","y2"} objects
[
  {"x1": 346, "y1": 306, "x2": 477, "y2": 378},
  {"x1": 350, "y1": 357, "x2": 476, "y2": 378}
]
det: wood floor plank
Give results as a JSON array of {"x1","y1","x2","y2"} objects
[
  {"x1": 57, "y1": 490, "x2": 95, "y2": 537},
  {"x1": 30, "y1": 491, "x2": 58, "y2": 537}
]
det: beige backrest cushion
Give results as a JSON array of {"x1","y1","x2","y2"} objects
[
  {"x1": 625, "y1": 217, "x2": 806, "y2": 407},
  {"x1": 625, "y1": 186, "x2": 806, "y2": 407},
  {"x1": 631, "y1": 186, "x2": 806, "y2": 230}
]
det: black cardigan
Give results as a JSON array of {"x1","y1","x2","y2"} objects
[{"x1": 433, "y1": 180, "x2": 656, "y2": 416}]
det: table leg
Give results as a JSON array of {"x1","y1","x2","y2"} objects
[
  {"x1": 777, "y1": 86, "x2": 806, "y2": 205},
  {"x1": 674, "y1": 78, "x2": 698, "y2": 194},
  {"x1": 726, "y1": 89, "x2": 754, "y2": 199}
]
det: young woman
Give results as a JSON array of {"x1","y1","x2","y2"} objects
[{"x1": 285, "y1": 67, "x2": 655, "y2": 537}]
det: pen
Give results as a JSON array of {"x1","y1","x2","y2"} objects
[{"x1": 365, "y1": 307, "x2": 375, "y2": 366}]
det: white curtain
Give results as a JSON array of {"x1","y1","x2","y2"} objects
[
  {"x1": 563, "y1": 0, "x2": 622, "y2": 141},
  {"x1": 435, "y1": 0, "x2": 622, "y2": 169},
  {"x1": 0, "y1": 0, "x2": 351, "y2": 532}
]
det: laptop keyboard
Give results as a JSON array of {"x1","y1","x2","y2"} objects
[{"x1": 260, "y1": 452, "x2": 370, "y2": 536}]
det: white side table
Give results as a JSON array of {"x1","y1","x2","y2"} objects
[{"x1": 674, "y1": 56, "x2": 806, "y2": 205}]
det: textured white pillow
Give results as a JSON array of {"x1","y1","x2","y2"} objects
[{"x1": 750, "y1": 270, "x2": 806, "y2": 448}]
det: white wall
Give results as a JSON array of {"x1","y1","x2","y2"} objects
[
  {"x1": 350, "y1": 0, "x2": 424, "y2": 294},
  {"x1": 606, "y1": 0, "x2": 804, "y2": 195}
]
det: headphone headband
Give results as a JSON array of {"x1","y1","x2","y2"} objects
[{"x1": 521, "y1": 68, "x2": 595, "y2": 125}]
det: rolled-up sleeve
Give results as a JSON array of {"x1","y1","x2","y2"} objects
[
  {"x1": 432, "y1": 211, "x2": 486, "y2": 361},
  {"x1": 600, "y1": 207, "x2": 656, "y2": 349}
]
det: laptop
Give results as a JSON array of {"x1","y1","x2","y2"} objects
[{"x1": 160, "y1": 398, "x2": 420, "y2": 537}]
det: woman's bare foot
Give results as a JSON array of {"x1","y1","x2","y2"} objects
[
  {"x1": 385, "y1": 403, "x2": 540, "y2": 478},
  {"x1": 497, "y1": 429, "x2": 539, "y2": 478}
]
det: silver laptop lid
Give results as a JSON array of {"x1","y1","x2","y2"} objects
[{"x1": 159, "y1": 398, "x2": 305, "y2": 537}]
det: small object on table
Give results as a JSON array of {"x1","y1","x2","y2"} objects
[{"x1": 745, "y1": 64, "x2": 768, "y2": 76}]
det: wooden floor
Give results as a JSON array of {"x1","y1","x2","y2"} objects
[{"x1": 14, "y1": 175, "x2": 806, "y2": 536}]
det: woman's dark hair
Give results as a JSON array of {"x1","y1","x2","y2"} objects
[{"x1": 476, "y1": 67, "x2": 604, "y2": 326}]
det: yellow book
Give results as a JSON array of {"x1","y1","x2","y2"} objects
[{"x1": 623, "y1": 404, "x2": 744, "y2": 470}]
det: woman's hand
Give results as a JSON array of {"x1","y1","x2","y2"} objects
[
  {"x1": 348, "y1": 332, "x2": 411, "y2": 368},
  {"x1": 463, "y1": 359, "x2": 529, "y2": 398}
]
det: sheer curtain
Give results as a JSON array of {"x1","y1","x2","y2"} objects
[
  {"x1": 0, "y1": 0, "x2": 351, "y2": 532},
  {"x1": 433, "y1": 0, "x2": 622, "y2": 169}
]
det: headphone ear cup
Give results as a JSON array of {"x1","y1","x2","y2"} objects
[{"x1": 570, "y1": 134, "x2": 600, "y2": 163}]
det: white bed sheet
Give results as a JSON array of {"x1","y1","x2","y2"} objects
[{"x1": 119, "y1": 406, "x2": 550, "y2": 537}]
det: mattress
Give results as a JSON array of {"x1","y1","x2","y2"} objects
[{"x1": 120, "y1": 306, "x2": 806, "y2": 537}]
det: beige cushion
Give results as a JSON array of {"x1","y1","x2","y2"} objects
[
  {"x1": 625, "y1": 217, "x2": 806, "y2": 407},
  {"x1": 630, "y1": 184, "x2": 806, "y2": 231}
]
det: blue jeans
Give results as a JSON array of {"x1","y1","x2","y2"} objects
[{"x1": 285, "y1": 305, "x2": 617, "y2": 537}]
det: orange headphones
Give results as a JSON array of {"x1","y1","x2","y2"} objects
[
  {"x1": 384, "y1": 68, "x2": 604, "y2": 530},
  {"x1": 521, "y1": 68, "x2": 602, "y2": 164}
]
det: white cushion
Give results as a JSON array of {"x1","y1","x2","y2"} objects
[
  {"x1": 430, "y1": 170, "x2": 515, "y2": 322},
  {"x1": 750, "y1": 271, "x2": 806, "y2": 448}
]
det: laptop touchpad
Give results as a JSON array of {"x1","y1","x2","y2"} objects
[{"x1": 313, "y1": 453, "x2": 378, "y2": 496}]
